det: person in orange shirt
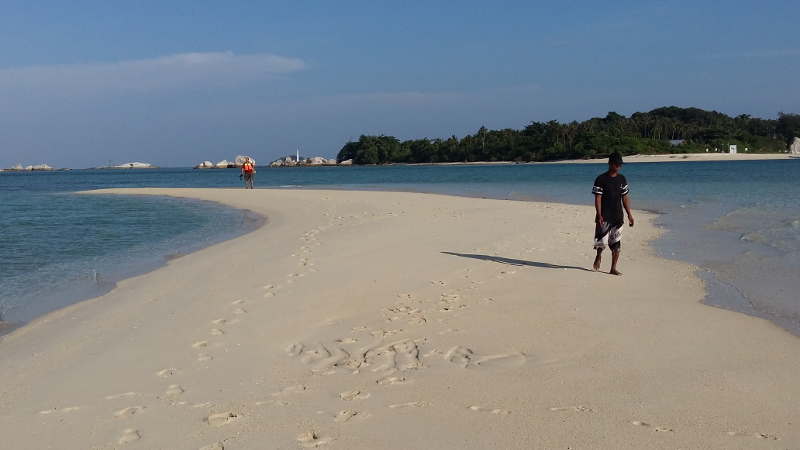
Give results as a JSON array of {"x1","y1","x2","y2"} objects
[{"x1": 241, "y1": 157, "x2": 255, "y2": 189}]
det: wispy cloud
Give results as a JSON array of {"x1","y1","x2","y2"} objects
[{"x1": 0, "y1": 52, "x2": 306, "y2": 98}]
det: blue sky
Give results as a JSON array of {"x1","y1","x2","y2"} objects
[{"x1": 1, "y1": 0, "x2": 798, "y2": 168}]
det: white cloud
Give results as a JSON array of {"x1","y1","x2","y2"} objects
[{"x1": 0, "y1": 52, "x2": 306, "y2": 98}]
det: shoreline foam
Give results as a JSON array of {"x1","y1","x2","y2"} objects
[{"x1": 1, "y1": 188, "x2": 798, "y2": 448}]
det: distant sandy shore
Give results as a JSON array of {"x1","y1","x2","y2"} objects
[
  {"x1": 551, "y1": 152, "x2": 795, "y2": 164},
  {"x1": 1, "y1": 188, "x2": 799, "y2": 449}
]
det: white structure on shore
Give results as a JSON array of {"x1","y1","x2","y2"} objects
[{"x1": 790, "y1": 137, "x2": 800, "y2": 155}]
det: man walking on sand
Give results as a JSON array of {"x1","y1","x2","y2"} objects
[{"x1": 592, "y1": 152, "x2": 634, "y2": 275}]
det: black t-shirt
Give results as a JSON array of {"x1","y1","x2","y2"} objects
[{"x1": 592, "y1": 173, "x2": 629, "y2": 226}]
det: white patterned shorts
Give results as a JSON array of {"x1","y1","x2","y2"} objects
[{"x1": 594, "y1": 223, "x2": 622, "y2": 252}]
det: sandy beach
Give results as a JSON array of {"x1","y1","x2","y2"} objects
[
  {"x1": 1, "y1": 188, "x2": 799, "y2": 449},
  {"x1": 552, "y1": 152, "x2": 795, "y2": 164}
]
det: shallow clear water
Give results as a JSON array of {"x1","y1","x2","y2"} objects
[
  {"x1": 0, "y1": 169, "x2": 259, "y2": 323},
  {"x1": 2, "y1": 161, "x2": 799, "y2": 336}
]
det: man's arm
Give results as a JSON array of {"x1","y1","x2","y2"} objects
[
  {"x1": 622, "y1": 194, "x2": 634, "y2": 227},
  {"x1": 594, "y1": 194, "x2": 603, "y2": 226}
]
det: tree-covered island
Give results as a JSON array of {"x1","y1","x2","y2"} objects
[{"x1": 337, "y1": 107, "x2": 800, "y2": 165}]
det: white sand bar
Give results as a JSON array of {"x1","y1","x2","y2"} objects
[{"x1": 1, "y1": 188, "x2": 799, "y2": 449}]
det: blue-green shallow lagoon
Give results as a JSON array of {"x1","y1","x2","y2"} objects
[{"x1": 2, "y1": 160, "x2": 799, "y2": 337}]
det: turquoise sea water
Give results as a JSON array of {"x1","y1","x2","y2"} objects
[{"x1": 1, "y1": 161, "x2": 799, "y2": 336}]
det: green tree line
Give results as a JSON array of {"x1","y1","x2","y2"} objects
[{"x1": 337, "y1": 107, "x2": 800, "y2": 165}]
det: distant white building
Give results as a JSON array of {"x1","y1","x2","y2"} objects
[{"x1": 729, "y1": 145, "x2": 738, "y2": 154}]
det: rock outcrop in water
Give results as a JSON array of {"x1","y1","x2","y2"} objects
[
  {"x1": 194, "y1": 156, "x2": 255, "y2": 169},
  {"x1": 234, "y1": 155, "x2": 256, "y2": 168},
  {"x1": 24, "y1": 164, "x2": 54, "y2": 171},
  {"x1": 115, "y1": 162, "x2": 158, "y2": 169},
  {"x1": 269, "y1": 157, "x2": 296, "y2": 167},
  {"x1": 790, "y1": 137, "x2": 800, "y2": 155},
  {"x1": 90, "y1": 162, "x2": 158, "y2": 170},
  {"x1": 269, "y1": 156, "x2": 341, "y2": 167}
]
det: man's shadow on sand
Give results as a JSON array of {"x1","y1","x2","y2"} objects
[{"x1": 441, "y1": 252, "x2": 593, "y2": 272}]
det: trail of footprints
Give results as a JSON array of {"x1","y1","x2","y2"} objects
[
  {"x1": 280, "y1": 283, "x2": 533, "y2": 439},
  {"x1": 43, "y1": 217, "x2": 783, "y2": 447},
  {"x1": 39, "y1": 223, "x2": 335, "y2": 448}
]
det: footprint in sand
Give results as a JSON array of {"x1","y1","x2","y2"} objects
[
  {"x1": 212, "y1": 318, "x2": 227, "y2": 324},
  {"x1": 198, "y1": 353, "x2": 213, "y2": 362},
  {"x1": 340, "y1": 390, "x2": 370, "y2": 401},
  {"x1": 727, "y1": 431, "x2": 779, "y2": 440},
  {"x1": 199, "y1": 442, "x2": 225, "y2": 450},
  {"x1": 334, "y1": 409, "x2": 358, "y2": 422},
  {"x1": 335, "y1": 338, "x2": 358, "y2": 344},
  {"x1": 193, "y1": 341, "x2": 209, "y2": 348},
  {"x1": 287, "y1": 343, "x2": 304, "y2": 356},
  {"x1": 156, "y1": 368, "x2": 178, "y2": 377},
  {"x1": 39, "y1": 406, "x2": 81, "y2": 415},
  {"x1": 475, "y1": 353, "x2": 527, "y2": 369},
  {"x1": 299, "y1": 343, "x2": 350, "y2": 373},
  {"x1": 115, "y1": 407, "x2": 142, "y2": 418},
  {"x1": 263, "y1": 285, "x2": 273, "y2": 290},
  {"x1": 206, "y1": 412, "x2": 239, "y2": 427},
  {"x1": 166, "y1": 385, "x2": 184, "y2": 396},
  {"x1": 298, "y1": 431, "x2": 331, "y2": 448},
  {"x1": 118, "y1": 429, "x2": 140, "y2": 444},
  {"x1": 106, "y1": 392, "x2": 138, "y2": 400},
  {"x1": 632, "y1": 421, "x2": 675, "y2": 432},
  {"x1": 264, "y1": 292, "x2": 275, "y2": 297},
  {"x1": 470, "y1": 406, "x2": 511, "y2": 414},
  {"x1": 232, "y1": 300, "x2": 244, "y2": 305},
  {"x1": 550, "y1": 406, "x2": 593, "y2": 412},
  {"x1": 273, "y1": 385, "x2": 306, "y2": 396},
  {"x1": 233, "y1": 308, "x2": 246, "y2": 315},
  {"x1": 370, "y1": 329, "x2": 401, "y2": 339},
  {"x1": 445, "y1": 346, "x2": 473, "y2": 368},
  {"x1": 377, "y1": 376, "x2": 406, "y2": 386},
  {"x1": 211, "y1": 328, "x2": 224, "y2": 336},
  {"x1": 390, "y1": 402, "x2": 428, "y2": 408}
]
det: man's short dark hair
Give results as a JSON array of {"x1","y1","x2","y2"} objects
[{"x1": 609, "y1": 152, "x2": 624, "y2": 165}]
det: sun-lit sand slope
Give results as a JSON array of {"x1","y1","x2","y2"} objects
[{"x1": 1, "y1": 188, "x2": 799, "y2": 449}]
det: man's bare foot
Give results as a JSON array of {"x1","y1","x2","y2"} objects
[
  {"x1": 593, "y1": 256, "x2": 602, "y2": 271},
  {"x1": 609, "y1": 269, "x2": 622, "y2": 276}
]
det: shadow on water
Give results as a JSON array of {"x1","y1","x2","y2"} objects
[{"x1": 441, "y1": 252, "x2": 593, "y2": 272}]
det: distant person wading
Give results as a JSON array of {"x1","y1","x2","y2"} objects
[{"x1": 241, "y1": 158, "x2": 255, "y2": 189}]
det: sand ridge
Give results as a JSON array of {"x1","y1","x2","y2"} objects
[{"x1": 0, "y1": 188, "x2": 798, "y2": 449}]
